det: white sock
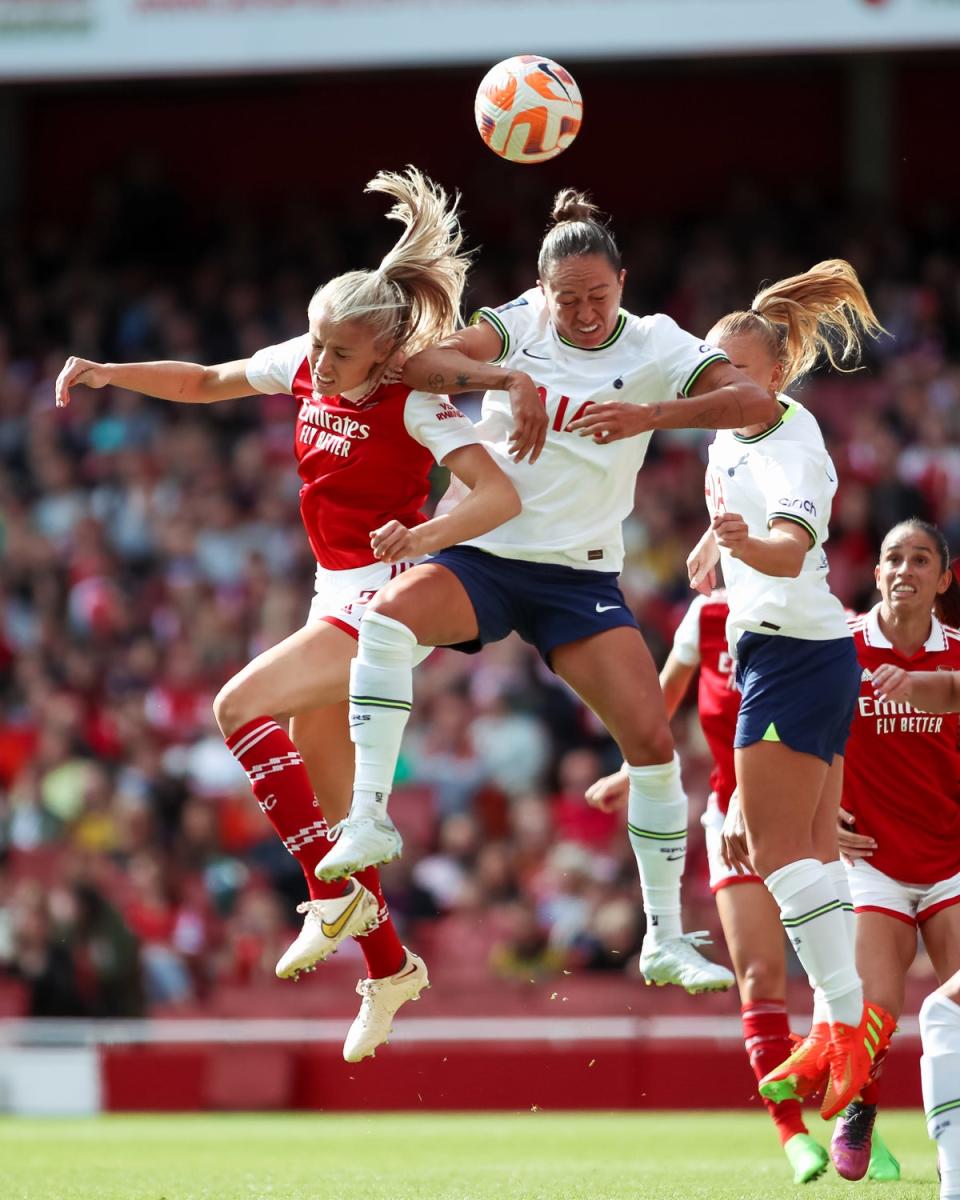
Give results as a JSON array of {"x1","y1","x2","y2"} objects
[
  {"x1": 765, "y1": 857, "x2": 863, "y2": 1027},
  {"x1": 807, "y1": 861, "x2": 857, "y2": 1027},
  {"x1": 921, "y1": 991, "x2": 960, "y2": 1200},
  {"x1": 825, "y1": 858, "x2": 857, "y2": 949},
  {"x1": 349, "y1": 610, "x2": 416, "y2": 816},
  {"x1": 627, "y1": 754, "x2": 687, "y2": 944}
]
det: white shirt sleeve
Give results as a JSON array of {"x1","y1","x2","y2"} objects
[
  {"x1": 403, "y1": 391, "x2": 481, "y2": 463},
  {"x1": 671, "y1": 594, "x2": 705, "y2": 667},
  {"x1": 754, "y1": 444, "x2": 835, "y2": 547},
  {"x1": 469, "y1": 288, "x2": 544, "y2": 364},
  {"x1": 245, "y1": 334, "x2": 311, "y2": 395},
  {"x1": 649, "y1": 314, "x2": 729, "y2": 401}
]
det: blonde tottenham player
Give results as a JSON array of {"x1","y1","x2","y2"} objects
[
  {"x1": 54, "y1": 168, "x2": 526, "y2": 1061},
  {"x1": 318, "y1": 188, "x2": 781, "y2": 994},
  {"x1": 684, "y1": 260, "x2": 895, "y2": 1119},
  {"x1": 839, "y1": 525, "x2": 960, "y2": 1183}
]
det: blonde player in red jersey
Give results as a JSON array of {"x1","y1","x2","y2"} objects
[
  {"x1": 827, "y1": 520, "x2": 960, "y2": 1180},
  {"x1": 54, "y1": 167, "x2": 530, "y2": 1061},
  {"x1": 588, "y1": 587, "x2": 833, "y2": 1184}
]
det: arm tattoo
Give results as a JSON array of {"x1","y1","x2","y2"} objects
[
  {"x1": 427, "y1": 373, "x2": 445, "y2": 391},
  {"x1": 455, "y1": 373, "x2": 470, "y2": 388}
]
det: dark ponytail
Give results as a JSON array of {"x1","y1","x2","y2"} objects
[
  {"x1": 537, "y1": 188, "x2": 621, "y2": 279},
  {"x1": 938, "y1": 561, "x2": 960, "y2": 628}
]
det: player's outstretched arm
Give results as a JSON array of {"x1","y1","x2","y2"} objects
[
  {"x1": 404, "y1": 323, "x2": 548, "y2": 463},
  {"x1": 872, "y1": 663, "x2": 960, "y2": 712},
  {"x1": 687, "y1": 527, "x2": 719, "y2": 595},
  {"x1": 369, "y1": 444, "x2": 520, "y2": 564},
  {"x1": 660, "y1": 650, "x2": 697, "y2": 720},
  {"x1": 568, "y1": 361, "x2": 778, "y2": 442},
  {"x1": 55, "y1": 357, "x2": 256, "y2": 408}
]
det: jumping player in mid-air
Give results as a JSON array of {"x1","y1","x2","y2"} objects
[
  {"x1": 318, "y1": 187, "x2": 780, "y2": 994},
  {"x1": 686, "y1": 259, "x2": 893, "y2": 1120},
  {"x1": 54, "y1": 167, "x2": 526, "y2": 1060}
]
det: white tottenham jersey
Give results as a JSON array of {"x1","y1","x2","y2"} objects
[
  {"x1": 466, "y1": 288, "x2": 728, "y2": 572},
  {"x1": 705, "y1": 396, "x2": 851, "y2": 649}
]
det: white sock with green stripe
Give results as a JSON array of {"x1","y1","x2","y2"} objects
[
  {"x1": 765, "y1": 858, "x2": 863, "y2": 1027},
  {"x1": 806, "y1": 860, "x2": 857, "y2": 1026},
  {"x1": 626, "y1": 754, "x2": 687, "y2": 944},
  {"x1": 349, "y1": 610, "x2": 416, "y2": 818},
  {"x1": 921, "y1": 990, "x2": 960, "y2": 1200}
]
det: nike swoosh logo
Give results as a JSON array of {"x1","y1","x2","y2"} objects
[
  {"x1": 596, "y1": 603, "x2": 621, "y2": 613},
  {"x1": 321, "y1": 886, "x2": 364, "y2": 939},
  {"x1": 522, "y1": 348, "x2": 550, "y2": 360}
]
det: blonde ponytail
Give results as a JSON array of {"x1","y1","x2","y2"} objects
[
  {"x1": 712, "y1": 259, "x2": 886, "y2": 391},
  {"x1": 308, "y1": 166, "x2": 471, "y2": 374}
]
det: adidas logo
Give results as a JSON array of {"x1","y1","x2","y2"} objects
[{"x1": 861, "y1": 668, "x2": 873, "y2": 682}]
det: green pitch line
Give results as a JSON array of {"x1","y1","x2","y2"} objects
[{"x1": 0, "y1": 1110, "x2": 935, "y2": 1200}]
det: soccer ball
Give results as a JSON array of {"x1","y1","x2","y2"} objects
[{"x1": 474, "y1": 55, "x2": 583, "y2": 164}]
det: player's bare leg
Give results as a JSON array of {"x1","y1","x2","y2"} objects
[
  {"x1": 317, "y1": 563, "x2": 479, "y2": 881},
  {"x1": 552, "y1": 626, "x2": 733, "y2": 994}
]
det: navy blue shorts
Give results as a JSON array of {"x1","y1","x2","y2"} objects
[
  {"x1": 734, "y1": 632, "x2": 860, "y2": 764},
  {"x1": 429, "y1": 545, "x2": 639, "y2": 667}
]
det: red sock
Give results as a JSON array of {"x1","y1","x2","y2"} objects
[
  {"x1": 353, "y1": 864, "x2": 406, "y2": 980},
  {"x1": 226, "y1": 717, "x2": 345, "y2": 902},
  {"x1": 227, "y1": 717, "x2": 405, "y2": 978},
  {"x1": 742, "y1": 1000, "x2": 807, "y2": 1145}
]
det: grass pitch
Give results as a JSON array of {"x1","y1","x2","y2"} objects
[{"x1": 0, "y1": 1111, "x2": 936, "y2": 1200}]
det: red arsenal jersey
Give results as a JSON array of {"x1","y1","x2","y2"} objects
[
  {"x1": 672, "y1": 591, "x2": 739, "y2": 810},
  {"x1": 245, "y1": 335, "x2": 479, "y2": 570},
  {"x1": 844, "y1": 605, "x2": 960, "y2": 884}
]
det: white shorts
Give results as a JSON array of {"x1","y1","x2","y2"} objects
[
  {"x1": 307, "y1": 561, "x2": 433, "y2": 666},
  {"x1": 845, "y1": 858, "x2": 960, "y2": 927},
  {"x1": 701, "y1": 791, "x2": 763, "y2": 893}
]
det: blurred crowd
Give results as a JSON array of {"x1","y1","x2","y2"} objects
[{"x1": 1, "y1": 158, "x2": 959, "y2": 1015}]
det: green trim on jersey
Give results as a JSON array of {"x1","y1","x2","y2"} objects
[
  {"x1": 470, "y1": 308, "x2": 510, "y2": 364},
  {"x1": 557, "y1": 311, "x2": 627, "y2": 351},
  {"x1": 927, "y1": 1097, "x2": 960, "y2": 1120},
  {"x1": 768, "y1": 511, "x2": 818, "y2": 548},
  {"x1": 733, "y1": 399, "x2": 797, "y2": 444},
  {"x1": 680, "y1": 352, "x2": 729, "y2": 397}
]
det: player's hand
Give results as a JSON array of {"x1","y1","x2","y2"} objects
[
  {"x1": 370, "y1": 520, "x2": 421, "y2": 563},
  {"x1": 719, "y1": 791, "x2": 754, "y2": 874},
  {"x1": 568, "y1": 402, "x2": 648, "y2": 444},
  {"x1": 687, "y1": 528, "x2": 720, "y2": 595},
  {"x1": 837, "y1": 806, "x2": 876, "y2": 865},
  {"x1": 585, "y1": 768, "x2": 629, "y2": 812},
  {"x1": 504, "y1": 371, "x2": 547, "y2": 464},
  {"x1": 55, "y1": 356, "x2": 113, "y2": 408},
  {"x1": 711, "y1": 512, "x2": 750, "y2": 558},
  {"x1": 871, "y1": 663, "x2": 913, "y2": 704}
]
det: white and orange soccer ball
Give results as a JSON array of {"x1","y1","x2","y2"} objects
[{"x1": 474, "y1": 55, "x2": 583, "y2": 164}]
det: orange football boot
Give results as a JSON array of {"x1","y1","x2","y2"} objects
[
  {"x1": 820, "y1": 1003, "x2": 896, "y2": 1120},
  {"x1": 759, "y1": 1022, "x2": 830, "y2": 1104}
]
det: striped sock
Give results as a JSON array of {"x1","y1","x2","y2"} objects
[
  {"x1": 349, "y1": 610, "x2": 416, "y2": 813},
  {"x1": 765, "y1": 858, "x2": 863, "y2": 1027},
  {"x1": 226, "y1": 716, "x2": 345, "y2": 902},
  {"x1": 626, "y1": 754, "x2": 687, "y2": 943},
  {"x1": 921, "y1": 990, "x2": 960, "y2": 1200}
]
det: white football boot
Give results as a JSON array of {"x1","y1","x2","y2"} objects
[
  {"x1": 314, "y1": 811, "x2": 403, "y2": 881},
  {"x1": 275, "y1": 877, "x2": 380, "y2": 980},
  {"x1": 639, "y1": 930, "x2": 735, "y2": 994},
  {"x1": 342, "y1": 949, "x2": 429, "y2": 1062}
]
